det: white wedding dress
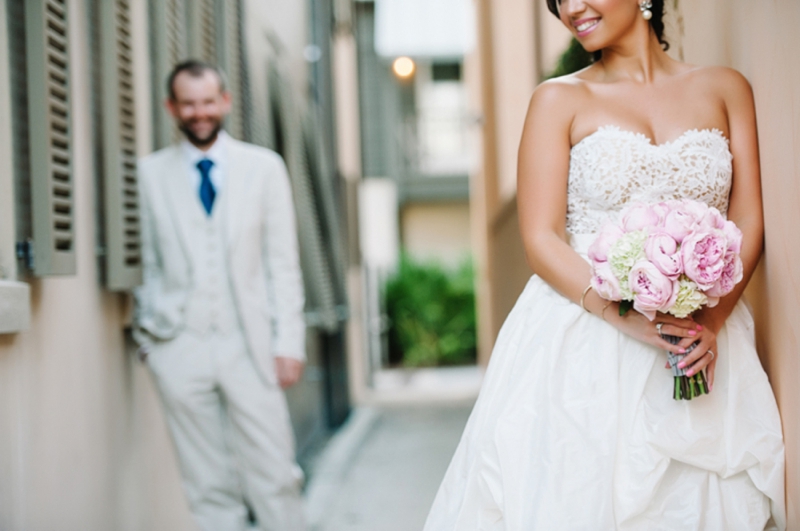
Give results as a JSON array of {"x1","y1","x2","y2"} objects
[{"x1": 424, "y1": 126, "x2": 785, "y2": 531}]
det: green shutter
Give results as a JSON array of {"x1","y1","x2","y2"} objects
[
  {"x1": 187, "y1": 0, "x2": 217, "y2": 63},
  {"x1": 271, "y1": 68, "x2": 339, "y2": 331},
  {"x1": 149, "y1": 0, "x2": 187, "y2": 149},
  {"x1": 217, "y1": 0, "x2": 248, "y2": 140},
  {"x1": 302, "y1": 105, "x2": 348, "y2": 308},
  {"x1": 24, "y1": 0, "x2": 75, "y2": 276},
  {"x1": 96, "y1": 0, "x2": 142, "y2": 290}
]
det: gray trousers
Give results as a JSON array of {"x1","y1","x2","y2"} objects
[{"x1": 147, "y1": 330, "x2": 306, "y2": 531}]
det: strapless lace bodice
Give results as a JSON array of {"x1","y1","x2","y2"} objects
[{"x1": 567, "y1": 126, "x2": 733, "y2": 234}]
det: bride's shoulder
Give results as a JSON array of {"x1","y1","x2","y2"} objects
[
  {"x1": 679, "y1": 65, "x2": 753, "y2": 99},
  {"x1": 528, "y1": 73, "x2": 591, "y2": 118}
]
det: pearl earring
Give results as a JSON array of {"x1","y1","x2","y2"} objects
[{"x1": 639, "y1": 0, "x2": 653, "y2": 20}]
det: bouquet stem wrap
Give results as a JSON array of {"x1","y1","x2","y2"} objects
[{"x1": 663, "y1": 334, "x2": 709, "y2": 400}]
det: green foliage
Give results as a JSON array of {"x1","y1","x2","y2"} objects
[
  {"x1": 547, "y1": 38, "x2": 594, "y2": 79},
  {"x1": 385, "y1": 255, "x2": 477, "y2": 367}
]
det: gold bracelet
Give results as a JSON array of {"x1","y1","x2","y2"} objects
[
  {"x1": 580, "y1": 284, "x2": 593, "y2": 312},
  {"x1": 601, "y1": 301, "x2": 612, "y2": 321}
]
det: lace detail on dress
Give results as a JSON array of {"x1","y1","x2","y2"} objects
[{"x1": 566, "y1": 126, "x2": 733, "y2": 234}]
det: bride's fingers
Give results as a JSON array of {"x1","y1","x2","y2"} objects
[
  {"x1": 684, "y1": 340, "x2": 718, "y2": 376},
  {"x1": 656, "y1": 336, "x2": 686, "y2": 353},
  {"x1": 686, "y1": 350, "x2": 714, "y2": 377},
  {"x1": 675, "y1": 335, "x2": 712, "y2": 368},
  {"x1": 657, "y1": 314, "x2": 698, "y2": 328},
  {"x1": 706, "y1": 355, "x2": 717, "y2": 390},
  {"x1": 657, "y1": 323, "x2": 698, "y2": 340}
]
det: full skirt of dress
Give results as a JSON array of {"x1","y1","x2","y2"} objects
[{"x1": 424, "y1": 239, "x2": 785, "y2": 531}]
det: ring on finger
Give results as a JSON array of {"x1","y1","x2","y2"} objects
[
  {"x1": 707, "y1": 349, "x2": 715, "y2": 361},
  {"x1": 655, "y1": 322, "x2": 664, "y2": 337}
]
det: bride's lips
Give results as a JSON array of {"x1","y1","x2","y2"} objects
[{"x1": 573, "y1": 17, "x2": 600, "y2": 37}]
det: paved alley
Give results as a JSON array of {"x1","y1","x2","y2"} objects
[{"x1": 305, "y1": 401, "x2": 474, "y2": 531}]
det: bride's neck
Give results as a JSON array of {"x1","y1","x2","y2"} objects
[{"x1": 596, "y1": 29, "x2": 671, "y2": 84}]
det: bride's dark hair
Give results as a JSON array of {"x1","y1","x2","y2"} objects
[{"x1": 545, "y1": 0, "x2": 670, "y2": 61}]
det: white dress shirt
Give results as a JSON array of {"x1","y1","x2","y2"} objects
[{"x1": 182, "y1": 130, "x2": 229, "y2": 194}]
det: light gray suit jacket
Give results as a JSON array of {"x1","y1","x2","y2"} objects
[{"x1": 134, "y1": 137, "x2": 306, "y2": 385}]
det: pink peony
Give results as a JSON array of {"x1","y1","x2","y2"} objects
[
  {"x1": 721, "y1": 219, "x2": 743, "y2": 255},
  {"x1": 591, "y1": 261, "x2": 622, "y2": 301},
  {"x1": 589, "y1": 223, "x2": 625, "y2": 263},
  {"x1": 628, "y1": 260, "x2": 678, "y2": 321},
  {"x1": 621, "y1": 203, "x2": 662, "y2": 232},
  {"x1": 662, "y1": 208, "x2": 696, "y2": 243},
  {"x1": 683, "y1": 200, "x2": 711, "y2": 224},
  {"x1": 706, "y1": 252, "x2": 744, "y2": 298},
  {"x1": 645, "y1": 232, "x2": 683, "y2": 279},
  {"x1": 681, "y1": 230, "x2": 728, "y2": 289},
  {"x1": 710, "y1": 207, "x2": 727, "y2": 229}
]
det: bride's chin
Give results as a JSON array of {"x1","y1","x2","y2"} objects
[
  {"x1": 573, "y1": 33, "x2": 603, "y2": 53},
  {"x1": 576, "y1": 40, "x2": 602, "y2": 54}
]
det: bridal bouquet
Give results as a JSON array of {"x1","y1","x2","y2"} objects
[{"x1": 588, "y1": 199, "x2": 744, "y2": 400}]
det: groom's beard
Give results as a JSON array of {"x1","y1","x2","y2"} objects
[{"x1": 179, "y1": 118, "x2": 223, "y2": 148}]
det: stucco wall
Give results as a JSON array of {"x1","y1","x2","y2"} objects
[
  {"x1": 471, "y1": 0, "x2": 567, "y2": 362},
  {"x1": 672, "y1": 1, "x2": 800, "y2": 525},
  {"x1": 401, "y1": 201, "x2": 472, "y2": 267}
]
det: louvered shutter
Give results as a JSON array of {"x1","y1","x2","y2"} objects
[
  {"x1": 217, "y1": 0, "x2": 248, "y2": 140},
  {"x1": 149, "y1": 0, "x2": 187, "y2": 149},
  {"x1": 24, "y1": 0, "x2": 75, "y2": 276},
  {"x1": 302, "y1": 106, "x2": 348, "y2": 308},
  {"x1": 271, "y1": 69, "x2": 339, "y2": 331},
  {"x1": 188, "y1": 0, "x2": 217, "y2": 63},
  {"x1": 97, "y1": 0, "x2": 141, "y2": 290}
]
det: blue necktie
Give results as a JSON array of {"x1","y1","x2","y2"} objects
[{"x1": 197, "y1": 158, "x2": 215, "y2": 215}]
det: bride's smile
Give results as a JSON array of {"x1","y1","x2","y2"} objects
[{"x1": 573, "y1": 17, "x2": 601, "y2": 37}]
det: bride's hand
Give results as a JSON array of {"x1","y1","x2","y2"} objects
[
  {"x1": 670, "y1": 310, "x2": 721, "y2": 390},
  {"x1": 610, "y1": 308, "x2": 701, "y2": 354}
]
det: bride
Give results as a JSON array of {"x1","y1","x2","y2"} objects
[{"x1": 424, "y1": 0, "x2": 785, "y2": 529}]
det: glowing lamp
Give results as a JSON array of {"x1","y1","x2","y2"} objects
[{"x1": 392, "y1": 57, "x2": 416, "y2": 79}]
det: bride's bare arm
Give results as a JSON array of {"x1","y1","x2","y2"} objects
[
  {"x1": 517, "y1": 81, "x2": 693, "y2": 354},
  {"x1": 675, "y1": 69, "x2": 764, "y2": 384},
  {"x1": 517, "y1": 81, "x2": 586, "y2": 301}
]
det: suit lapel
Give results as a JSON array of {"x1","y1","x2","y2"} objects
[
  {"x1": 225, "y1": 139, "x2": 252, "y2": 251},
  {"x1": 162, "y1": 146, "x2": 202, "y2": 261}
]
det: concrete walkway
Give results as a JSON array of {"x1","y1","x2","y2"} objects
[{"x1": 304, "y1": 400, "x2": 475, "y2": 531}]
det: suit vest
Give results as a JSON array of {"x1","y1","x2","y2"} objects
[{"x1": 183, "y1": 187, "x2": 240, "y2": 336}]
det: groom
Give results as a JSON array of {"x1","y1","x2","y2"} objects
[{"x1": 134, "y1": 60, "x2": 307, "y2": 530}]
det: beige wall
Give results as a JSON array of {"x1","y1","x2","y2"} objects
[
  {"x1": 401, "y1": 202, "x2": 472, "y2": 268},
  {"x1": 671, "y1": 1, "x2": 800, "y2": 525},
  {"x1": 470, "y1": 0, "x2": 555, "y2": 363}
]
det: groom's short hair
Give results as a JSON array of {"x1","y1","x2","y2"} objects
[{"x1": 167, "y1": 60, "x2": 228, "y2": 100}]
